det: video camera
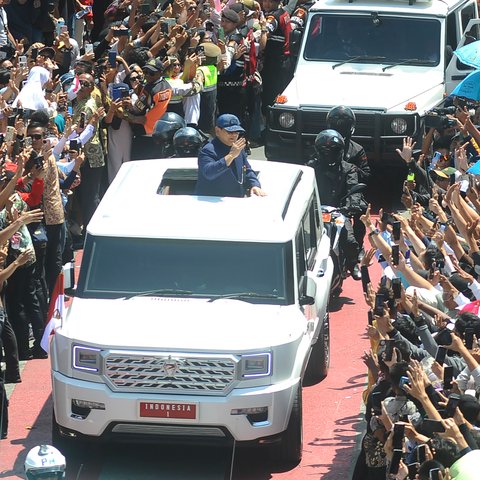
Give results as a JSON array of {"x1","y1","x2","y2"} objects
[{"x1": 425, "y1": 105, "x2": 458, "y2": 130}]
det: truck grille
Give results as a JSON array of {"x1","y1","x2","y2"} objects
[
  {"x1": 301, "y1": 110, "x2": 375, "y2": 136},
  {"x1": 104, "y1": 353, "x2": 237, "y2": 395}
]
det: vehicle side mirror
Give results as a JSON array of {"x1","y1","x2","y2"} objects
[
  {"x1": 299, "y1": 275, "x2": 316, "y2": 306},
  {"x1": 63, "y1": 261, "x2": 76, "y2": 296},
  {"x1": 290, "y1": 29, "x2": 302, "y2": 58}
]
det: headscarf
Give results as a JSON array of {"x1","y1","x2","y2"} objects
[{"x1": 12, "y1": 66, "x2": 50, "y2": 111}]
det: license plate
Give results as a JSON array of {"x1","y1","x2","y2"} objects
[
  {"x1": 322, "y1": 212, "x2": 332, "y2": 223},
  {"x1": 139, "y1": 401, "x2": 197, "y2": 419}
]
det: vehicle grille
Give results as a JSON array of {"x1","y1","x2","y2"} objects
[
  {"x1": 111, "y1": 424, "x2": 226, "y2": 437},
  {"x1": 301, "y1": 110, "x2": 375, "y2": 136},
  {"x1": 103, "y1": 353, "x2": 237, "y2": 395}
]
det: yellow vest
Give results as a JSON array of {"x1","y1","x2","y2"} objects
[{"x1": 198, "y1": 65, "x2": 217, "y2": 92}]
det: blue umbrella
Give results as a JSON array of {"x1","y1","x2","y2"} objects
[
  {"x1": 451, "y1": 69, "x2": 480, "y2": 103},
  {"x1": 454, "y1": 40, "x2": 480, "y2": 69},
  {"x1": 467, "y1": 159, "x2": 480, "y2": 175}
]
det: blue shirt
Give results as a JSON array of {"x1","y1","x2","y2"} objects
[{"x1": 195, "y1": 138, "x2": 261, "y2": 197}]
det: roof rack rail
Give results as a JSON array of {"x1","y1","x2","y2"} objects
[{"x1": 282, "y1": 170, "x2": 303, "y2": 220}]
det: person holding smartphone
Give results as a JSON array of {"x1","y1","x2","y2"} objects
[{"x1": 196, "y1": 114, "x2": 266, "y2": 197}]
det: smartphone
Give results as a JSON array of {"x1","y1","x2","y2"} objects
[
  {"x1": 140, "y1": 2, "x2": 151, "y2": 15},
  {"x1": 108, "y1": 50, "x2": 117, "y2": 68},
  {"x1": 431, "y1": 151, "x2": 442, "y2": 169},
  {"x1": 121, "y1": 89, "x2": 129, "y2": 98},
  {"x1": 31, "y1": 47, "x2": 38, "y2": 60},
  {"x1": 160, "y1": 22, "x2": 169, "y2": 35},
  {"x1": 367, "y1": 310, "x2": 374, "y2": 326},
  {"x1": 112, "y1": 87, "x2": 122, "y2": 101},
  {"x1": 361, "y1": 265, "x2": 370, "y2": 293},
  {"x1": 392, "y1": 244, "x2": 400, "y2": 266},
  {"x1": 56, "y1": 21, "x2": 65, "y2": 38},
  {"x1": 164, "y1": 17, "x2": 177, "y2": 28},
  {"x1": 61, "y1": 24, "x2": 68, "y2": 34},
  {"x1": 69, "y1": 139, "x2": 80, "y2": 152},
  {"x1": 417, "y1": 444, "x2": 427, "y2": 464},
  {"x1": 79, "y1": 112, "x2": 86, "y2": 129},
  {"x1": 217, "y1": 26, "x2": 225, "y2": 42},
  {"x1": 408, "y1": 463, "x2": 419, "y2": 479},
  {"x1": 435, "y1": 345, "x2": 447, "y2": 365},
  {"x1": 371, "y1": 391, "x2": 382, "y2": 415},
  {"x1": 421, "y1": 419, "x2": 446, "y2": 435},
  {"x1": 384, "y1": 339, "x2": 395, "y2": 362},
  {"x1": 392, "y1": 278, "x2": 402, "y2": 299},
  {"x1": 24, "y1": 136, "x2": 32, "y2": 148},
  {"x1": 388, "y1": 449, "x2": 403, "y2": 476},
  {"x1": 465, "y1": 328, "x2": 474, "y2": 350},
  {"x1": 392, "y1": 423, "x2": 405, "y2": 450},
  {"x1": 399, "y1": 375, "x2": 410, "y2": 389},
  {"x1": 450, "y1": 173, "x2": 456, "y2": 186},
  {"x1": 5, "y1": 126, "x2": 15, "y2": 142},
  {"x1": 67, "y1": 105, "x2": 73, "y2": 116},
  {"x1": 374, "y1": 293, "x2": 385, "y2": 317},
  {"x1": 7, "y1": 115, "x2": 16, "y2": 127},
  {"x1": 445, "y1": 393, "x2": 461, "y2": 418},
  {"x1": 429, "y1": 468, "x2": 441, "y2": 480},
  {"x1": 392, "y1": 221, "x2": 401, "y2": 241},
  {"x1": 18, "y1": 55, "x2": 27, "y2": 66},
  {"x1": 84, "y1": 43, "x2": 94, "y2": 55},
  {"x1": 117, "y1": 28, "x2": 129, "y2": 37},
  {"x1": 443, "y1": 365, "x2": 454, "y2": 390},
  {"x1": 460, "y1": 179, "x2": 469, "y2": 193},
  {"x1": 407, "y1": 172, "x2": 415, "y2": 182}
]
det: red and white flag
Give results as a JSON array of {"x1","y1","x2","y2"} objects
[{"x1": 40, "y1": 272, "x2": 65, "y2": 353}]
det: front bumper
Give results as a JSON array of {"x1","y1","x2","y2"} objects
[
  {"x1": 265, "y1": 107, "x2": 421, "y2": 164},
  {"x1": 52, "y1": 371, "x2": 300, "y2": 444}
]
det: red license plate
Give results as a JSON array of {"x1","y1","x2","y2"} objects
[{"x1": 139, "y1": 402, "x2": 197, "y2": 419}]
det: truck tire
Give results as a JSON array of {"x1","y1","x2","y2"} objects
[
  {"x1": 305, "y1": 313, "x2": 330, "y2": 384},
  {"x1": 271, "y1": 386, "x2": 303, "y2": 467}
]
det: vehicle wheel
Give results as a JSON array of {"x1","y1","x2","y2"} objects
[
  {"x1": 305, "y1": 313, "x2": 330, "y2": 383},
  {"x1": 270, "y1": 386, "x2": 303, "y2": 467}
]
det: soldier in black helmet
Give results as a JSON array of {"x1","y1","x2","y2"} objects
[
  {"x1": 310, "y1": 129, "x2": 363, "y2": 280},
  {"x1": 173, "y1": 127, "x2": 204, "y2": 157},
  {"x1": 326, "y1": 105, "x2": 369, "y2": 257}
]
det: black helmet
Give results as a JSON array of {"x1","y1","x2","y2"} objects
[
  {"x1": 152, "y1": 112, "x2": 186, "y2": 145},
  {"x1": 314, "y1": 129, "x2": 345, "y2": 169},
  {"x1": 326, "y1": 106, "x2": 356, "y2": 140},
  {"x1": 173, "y1": 127, "x2": 203, "y2": 157}
]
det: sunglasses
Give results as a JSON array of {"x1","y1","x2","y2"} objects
[
  {"x1": 172, "y1": 63, "x2": 181, "y2": 67},
  {"x1": 130, "y1": 75, "x2": 140, "y2": 80},
  {"x1": 79, "y1": 80, "x2": 92, "y2": 87},
  {"x1": 188, "y1": 6, "x2": 196, "y2": 10},
  {"x1": 31, "y1": 134, "x2": 43, "y2": 140}
]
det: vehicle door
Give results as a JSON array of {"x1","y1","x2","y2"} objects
[
  {"x1": 298, "y1": 192, "x2": 332, "y2": 343},
  {"x1": 445, "y1": 15, "x2": 480, "y2": 94}
]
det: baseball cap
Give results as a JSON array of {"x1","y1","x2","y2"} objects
[
  {"x1": 38, "y1": 46, "x2": 56, "y2": 60},
  {"x1": 142, "y1": 58, "x2": 164, "y2": 73},
  {"x1": 216, "y1": 114, "x2": 245, "y2": 133}
]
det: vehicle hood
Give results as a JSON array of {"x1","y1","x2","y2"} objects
[
  {"x1": 283, "y1": 64, "x2": 444, "y2": 112},
  {"x1": 61, "y1": 297, "x2": 305, "y2": 351}
]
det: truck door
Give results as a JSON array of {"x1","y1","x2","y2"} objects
[{"x1": 445, "y1": 18, "x2": 480, "y2": 94}]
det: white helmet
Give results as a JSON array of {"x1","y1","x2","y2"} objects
[{"x1": 24, "y1": 445, "x2": 66, "y2": 480}]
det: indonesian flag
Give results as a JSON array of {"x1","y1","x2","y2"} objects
[{"x1": 40, "y1": 272, "x2": 65, "y2": 353}]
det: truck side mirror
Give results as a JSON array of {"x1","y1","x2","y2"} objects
[{"x1": 290, "y1": 29, "x2": 302, "y2": 58}]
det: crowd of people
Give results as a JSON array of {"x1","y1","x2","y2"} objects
[{"x1": 350, "y1": 108, "x2": 480, "y2": 479}]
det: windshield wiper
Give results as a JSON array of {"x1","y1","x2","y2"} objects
[
  {"x1": 332, "y1": 55, "x2": 386, "y2": 70},
  {"x1": 123, "y1": 288, "x2": 194, "y2": 300},
  {"x1": 382, "y1": 58, "x2": 436, "y2": 72},
  {"x1": 209, "y1": 292, "x2": 279, "y2": 303}
]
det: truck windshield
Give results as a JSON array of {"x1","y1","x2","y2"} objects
[
  {"x1": 77, "y1": 236, "x2": 293, "y2": 304},
  {"x1": 304, "y1": 14, "x2": 441, "y2": 66}
]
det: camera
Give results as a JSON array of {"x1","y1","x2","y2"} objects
[
  {"x1": 431, "y1": 106, "x2": 457, "y2": 115},
  {"x1": 425, "y1": 113, "x2": 457, "y2": 130}
]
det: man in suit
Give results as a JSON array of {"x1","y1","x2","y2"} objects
[{"x1": 195, "y1": 114, "x2": 266, "y2": 197}]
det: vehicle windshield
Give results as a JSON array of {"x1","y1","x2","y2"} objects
[
  {"x1": 304, "y1": 14, "x2": 441, "y2": 66},
  {"x1": 77, "y1": 236, "x2": 293, "y2": 304}
]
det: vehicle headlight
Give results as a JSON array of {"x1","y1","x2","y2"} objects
[
  {"x1": 390, "y1": 117, "x2": 408, "y2": 134},
  {"x1": 278, "y1": 112, "x2": 295, "y2": 129},
  {"x1": 240, "y1": 353, "x2": 272, "y2": 378},
  {"x1": 73, "y1": 345, "x2": 101, "y2": 373}
]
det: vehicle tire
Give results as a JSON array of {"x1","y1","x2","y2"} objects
[
  {"x1": 270, "y1": 386, "x2": 303, "y2": 467},
  {"x1": 305, "y1": 313, "x2": 330, "y2": 383}
]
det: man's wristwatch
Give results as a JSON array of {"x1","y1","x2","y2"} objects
[{"x1": 368, "y1": 228, "x2": 380, "y2": 238}]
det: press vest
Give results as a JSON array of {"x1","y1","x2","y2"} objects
[{"x1": 198, "y1": 65, "x2": 218, "y2": 92}]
